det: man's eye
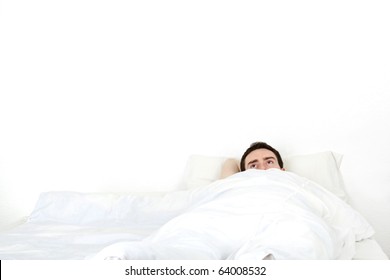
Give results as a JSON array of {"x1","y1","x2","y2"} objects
[
  {"x1": 249, "y1": 164, "x2": 257, "y2": 169},
  {"x1": 267, "y1": 160, "x2": 275, "y2": 165}
]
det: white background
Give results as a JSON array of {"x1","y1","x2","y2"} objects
[{"x1": 1, "y1": 1, "x2": 389, "y2": 256}]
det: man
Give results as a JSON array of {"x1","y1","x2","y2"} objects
[
  {"x1": 240, "y1": 141, "x2": 285, "y2": 171},
  {"x1": 94, "y1": 141, "x2": 370, "y2": 260},
  {"x1": 221, "y1": 142, "x2": 284, "y2": 179}
]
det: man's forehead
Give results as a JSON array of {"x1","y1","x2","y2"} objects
[{"x1": 246, "y1": 149, "x2": 276, "y2": 161}]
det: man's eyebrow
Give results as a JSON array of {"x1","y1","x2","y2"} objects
[
  {"x1": 247, "y1": 157, "x2": 277, "y2": 167},
  {"x1": 264, "y1": 156, "x2": 276, "y2": 161},
  {"x1": 247, "y1": 159, "x2": 259, "y2": 166}
]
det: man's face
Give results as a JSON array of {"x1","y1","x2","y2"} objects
[{"x1": 244, "y1": 148, "x2": 283, "y2": 170}]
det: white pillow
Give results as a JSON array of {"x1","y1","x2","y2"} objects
[
  {"x1": 183, "y1": 151, "x2": 348, "y2": 201},
  {"x1": 182, "y1": 155, "x2": 228, "y2": 190},
  {"x1": 284, "y1": 152, "x2": 347, "y2": 201}
]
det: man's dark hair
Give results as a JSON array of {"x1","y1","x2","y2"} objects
[{"x1": 240, "y1": 142, "x2": 284, "y2": 171}]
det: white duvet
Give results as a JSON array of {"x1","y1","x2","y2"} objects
[
  {"x1": 92, "y1": 169, "x2": 374, "y2": 260},
  {"x1": 0, "y1": 169, "x2": 375, "y2": 260}
]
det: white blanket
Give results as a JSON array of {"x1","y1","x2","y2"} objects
[{"x1": 92, "y1": 169, "x2": 374, "y2": 260}]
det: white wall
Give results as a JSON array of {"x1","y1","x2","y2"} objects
[{"x1": 1, "y1": 1, "x2": 389, "y2": 256}]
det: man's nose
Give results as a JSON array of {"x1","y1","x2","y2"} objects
[{"x1": 258, "y1": 163, "x2": 265, "y2": 170}]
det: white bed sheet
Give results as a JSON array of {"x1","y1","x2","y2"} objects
[
  {"x1": 0, "y1": 221, "x2": 387, "y2": 260},
  {"x1": 354, "y1": 239, "x2": 389, "y2": 260},
  {"x1": 0, "y1": 169, "x2": 388, "y2": 260},
  {"x1": 0, "y1": 222, "x2": 152, "y2": 260}
]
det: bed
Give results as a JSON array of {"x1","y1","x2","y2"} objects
[{"x1": 0, "y1": 151, "x2": 388, "y2": 260}]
